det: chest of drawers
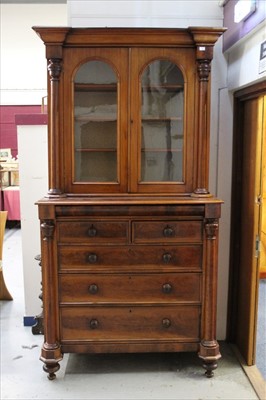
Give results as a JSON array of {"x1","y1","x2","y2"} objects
[{"x1": 38, "y1": 198, "x2": 222, "y2": 379}]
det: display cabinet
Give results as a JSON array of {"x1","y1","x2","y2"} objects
[{"x1": 33, "y1": 26, "x2": 225, "y2": 380}]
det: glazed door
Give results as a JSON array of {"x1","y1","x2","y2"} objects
[
  {"x1": 63, "y1": 48, "x2": 128, "y2": 194},
  {"x1": 129, "y1": 48, "x2": 196, "y2": 194}
]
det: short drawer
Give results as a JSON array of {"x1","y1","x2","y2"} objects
[
  {"x1": 58, "y1": 245, "x2": 202, "y2": 270},
  {"x1": 60, "y1": 305, "x2": 200, "y2": 341},
  {"x1": 132, "y1": 220, "x2": 202, "y2": 243},
  {"x1": 58, "y1": 221, "x2": 129, "y2": 244},
  {"x1": 59, "y1": 273, "x2": 201, "y2": 303}
]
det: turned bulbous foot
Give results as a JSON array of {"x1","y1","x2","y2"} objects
[
  {"x1": 43, "y1": 362, "x2": 60, "y2": 380},
  {"x1": 202, "y1": 360, "x2": 218, "y2": 378},
  {"x1": 198, "y1": 340, "x2": 221, "y2": 378}
]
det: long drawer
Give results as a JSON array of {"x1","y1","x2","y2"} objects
[
  {"x1": 60, "y1": 305, "x2": 200, "y2": 341},
  {"x1": 59, "y1": 273, "x2": 201, "y2": 303},
  {"x1": 58, "y1": 245, "x2": 202, "y2": 270},
  {"x1": 58, "y1": 221, "x2": 129, "y2": 244},
  {"x1": 132, "y1": 220, "x2": 202, "y2": 243}
]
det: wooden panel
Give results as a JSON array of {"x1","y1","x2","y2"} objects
[
  {"x1": 59, "y1": 272, "x2": 201, "y2": 303},
  {"x1": 236, "y1": 97, "x2": 260, "y2": 365},
  {"x1": 132, "y1": 220, "x2": 202, "y2": 243},
  {"x1": 55, "y1": 203, "x2": 206, "y2": 217},
  {"x1": 61, "y1": 341, "x2": 198, "y2": 354},
  {"x1": 259, "y1": 96, "x2": 266, "y2": 278},
  {"x1": 60, "y1": 305, "x2": 200, "y2": 341},
  {"x1": 58, "y1": 220, "x2": 129, "y2": 243},
  {"x1": 58, "y1": 244, "x2": 202, "y2": 271}
]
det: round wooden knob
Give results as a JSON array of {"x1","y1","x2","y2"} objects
[
  {"x1": 162, "y1": 318, "x2": 171, "y2": 328},
  {"x1": 87, "y1": 253, "x2": 98, "y2": 263},
  {"x1": 88, "y1": 225, "x2": 97, "y2": 237},
  {"x1": 89, "y1": 319, "x2": 99, "y2": 329},
  {"x1": 162, "y1": 283, "x2": 172, "y2": 294},
  {"x1": 88, "y1": 284, "x2": 98, "y2": 294},
  {"x1": 163, "y1": 226, "x2": 174, "y2": 237},
  {"x1": 162, "y1": 253, "x2": 172, "y2": 263}
]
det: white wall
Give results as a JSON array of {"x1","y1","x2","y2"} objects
[
  {"x1": 68, "y1": 0, "x2": 223, "y2": 27},
  {"x1": 227, "y1": 22, "x2": 266, "y2": 91},
  {"x1": 0, "y1": 4, "x2": 67, "y2": 105}
]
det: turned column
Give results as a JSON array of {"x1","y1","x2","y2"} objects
[
  {"x1": 188, "y1": 27, "x2": 226, "y2": 197},
  {"x1": 46, "y1": 58, "x2": 64, "y2": 197},
  {"x1": 199, "y1": 217, "x2": 221, "y2": 377},
  {"x1": 32, "y1": 27, "x2": 70, "y2": 197},
  {"x1": 193, "y1": 46, "x2": 213, "y2": 196},
  {"x1": 40, "y1": 220, "x2": 62, "y2": 380}
]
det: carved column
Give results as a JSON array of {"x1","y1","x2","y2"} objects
[
  {"x1": 188, "y1": 27, "x2": 226, "y2": 197},
  {"x1": 32, "y1": 27, "x2": 70, "y2": 197},
  {"x1": 46, "y1": 58, "x2": 64, "y2": 197},
  {"x1": 199, "y1": 218, "x2": 221, "y2": 377},
  {"x1": 40, "y1": 220, "x2": 62, "y2": 380},
  {"x1": 193, "y1": 45, "x2": 213, "y2": 196}
]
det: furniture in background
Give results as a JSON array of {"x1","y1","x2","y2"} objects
[
  {"x1": 0, "y1": 152, "x2": 20, "y2": 220},
  {"x1": 33, "y1": 26, "x2": 225, "y2": 380},
  {"x1": 2, "y1": 187, "x2": 20, "y2": 221}
]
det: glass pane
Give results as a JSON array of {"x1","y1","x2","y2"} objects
[
  {"x1": 74, "y1": 61, "x2": 117, "y2": 182},
  {"x1": 141, "y1": 60, "x2": 184, "y2": 182}
]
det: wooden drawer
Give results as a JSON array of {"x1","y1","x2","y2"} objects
[
  {"x1": 59, "y1": 273, "x2": 201, "y2": 303},
  {"x1": 132, "y1": 220, "x2": 202, "y2": 243},
  {"x1": 58, "y1": 245, "x2": 202, "y2": 270},
  {"x1": 60, "y1": 305, "x2": 200, "y2": 341},
  {"x1": 58, "y1": 221, "x2": 129, "y2": 244}
]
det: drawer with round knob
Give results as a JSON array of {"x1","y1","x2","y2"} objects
[
  {"x1": 60, "y1": 305, "x2": 200, "y2": 341},
  {"x1": 58, "y1": 244, "x2": 202, "y2": 270},
  {"x1": 132, "y1": 220, "x2": 202, "y2": 243},
  {"x1": 59, "y1": 272, "x2": 201, "y2": 303},
  {"x1": 58, "y1": 221, "x2": 129, "y2": 244}
]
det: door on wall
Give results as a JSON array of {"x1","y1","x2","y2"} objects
[
  {"x1": 259, "y1": 95, "x2": 266, "y2": 280},
  {"x1": 229, "y1": 84, "x2": 266, "y2": 365}
]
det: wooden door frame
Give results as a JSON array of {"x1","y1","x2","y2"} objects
[{"x1": 227, "y1": 80, "x2": 266, "y2": 345}]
